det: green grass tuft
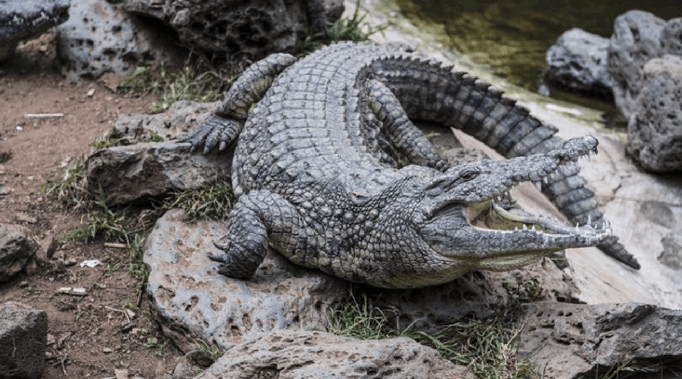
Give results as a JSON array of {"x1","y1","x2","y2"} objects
[
  {"x1": 127, "y1": 234, "x2": 149, "y2": 283},
  {"x1": 91, "y1": 135, "x2": 125, "y2": 150},
  {"x1": 118, "y1": 65, "x2": 228, "y2": 113},
  {"x1": 300, "y1": 0, "x2": 387, "y2": 54},
  {"x1": 60, "y1": 186, "x2": 131, "y2": 243},
  {"x1": 40, "y1": 158, "x2": 87, "y2": 206},
  {"x1": 162, "y1": 181, "x2": 234, "y2": 220},
  {"x1": 198, "y1": 340, "x2": 223, "y2": 361},
  {"x1": 327, "y1": 292, "x2": 540, "y2": 379}
]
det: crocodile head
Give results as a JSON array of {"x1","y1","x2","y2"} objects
[{"x1": 409, "y1": 136, "x2": 610, "y2": 273}]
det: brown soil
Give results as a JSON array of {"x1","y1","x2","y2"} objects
[{"x1": 0, "y1": 34, "x2": 184, "y2": 378}]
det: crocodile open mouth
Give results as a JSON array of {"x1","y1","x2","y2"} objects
[{"x1": 463, "y1": 198, "x2": 609, "y2": 237}]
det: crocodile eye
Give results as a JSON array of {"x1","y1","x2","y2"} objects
[{"x1": 461, "y1": 168, "x2": 479, "y2": 181}]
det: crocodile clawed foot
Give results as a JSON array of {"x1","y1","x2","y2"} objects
[{"x1": 208, "y1": 252, "x2": 228, "y2": 264}]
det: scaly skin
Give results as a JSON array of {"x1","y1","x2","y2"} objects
[{"x1": 182, "y1": 42, "x2": 636, "y2": 289}]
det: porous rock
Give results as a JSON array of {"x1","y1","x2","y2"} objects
[
  {"x1": 85, "y1": 141, "x2": 231, "y2": 205},
  {"x1": 0, "y1": 302, "x2": 48, "y2": 379},
  {"x1": 516, "y1": 302, "x2": 682, "y2": 379},
  {"x1": 627, "y1": 55, "x2": 682, "y2": 173},
  {"x1": 607, "y1": 12, "x2": 682, "y2": 120},
  {"x1": 545, "y1": 28, "x2": 612, "y2": 97},
  {"x1": 122, "y1": 0, "x2": 344, "y2": 59},
  {"x1": 55, "y1": 0, "x2": 185, "y2": 80},
  {"x1": 108, "y1": 100, "x2": 217, "y2": 145},
  {"x1": 661, "y1": 18, "x2": 682, "y2": 56},
  {"x1": 0, "y1": 0, "x2": 70, "y2": 62},
  {"x1": 144, "y1": 209, "x2": 347, "y2": 352},
  {"x1": 197, "y1": 330, "x2": 472, "y2": 379},
  {"x1": 0, "y1": 223, "x2": 39, "y2": 282}
]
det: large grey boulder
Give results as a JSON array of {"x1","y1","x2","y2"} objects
[
  {"x1": 0, "y1": 223, "x2": 39, "y2": 283},
  {"x1": 516, "y1": 302, "x2": 682, "y2": 379},
  {"x1": 0, "y1": 302, "x2": 48, "y2": 379},
  {"x1": 145, "y1": 209, "x2": 347, "y2": 352},
  {"x1": 197, "y1": 330, "x2": 472, "y2": 379},
  {"x1": 0, "y1": 0, "x2": 70, "y2": 61},
  {"x1": 54, "y1": 0, "x2": 185, "y2": 80},
  {"x1": 85, "y1": 141, "x2": 232, "y2": 205},
  {"x1": 627, "y1": 55, "x2": 682, "y2": 172},
  {"x1": 122, "y1": 0, "x2": 344, "y2": 59},
  {"x1": 545, "y1": 28, "x2": 612, "y2": 98}
]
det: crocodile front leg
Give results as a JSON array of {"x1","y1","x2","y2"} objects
[
  {"x1": 209, "y1": 190, "x2": 304, "y2": 279},
  {"x1": 182, "y1": 53, "x2": 298, "y2": 154}
]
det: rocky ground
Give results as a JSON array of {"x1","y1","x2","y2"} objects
[{"x1": 0, "y1": 33, "x2": 184, "y2": 379}]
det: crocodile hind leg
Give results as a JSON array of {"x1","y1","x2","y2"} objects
[
  {"x1": 182, "y1": 53, "x2": 298, "y2": 154},
  {"x1": 209, "y1": 190, "x2": 304, "y2": 279},
  {"x1": 366, "y1": 79, "x2": 448, "y2": 171}
]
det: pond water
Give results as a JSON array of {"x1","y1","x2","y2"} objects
[{"x1": 394, "y1": 0, "x2": 679, "y2": 108}]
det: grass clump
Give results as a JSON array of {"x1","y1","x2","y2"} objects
[
  {"x1": 328, "y1": 292, "x2": 539, "y2": 379},
  {"x1": 91, "y1": 135, "x2": 125, "y2": 150},
  {"x1": 198, "y1": 340, "x2": 224, "y2": 361},
  {"x1": 118, "y1": 65, "x2": 226, "y2": 113},
  {"x1": 406, "y1": 318, "x2": 538, "y2": 378},
  {"x1": 127, "y1": 234, "x2": 149, "y2": 284},
  {"x1": 40, "y1": 158, "x2": 87, "y2": 205},
  {"x1": 60, "y1": 187, "x2": 131, "y2": 243},
  {"x1": 300, "y1": 0, "x2": 387, "y2": 53},
  {"x1": 162, "y1": 181, "x2": 234, "y2": 220}
]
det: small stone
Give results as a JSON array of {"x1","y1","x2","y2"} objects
[
  {"x1": 121, "y1": 322, "x2": 135, "y2": 333},
  {"x1": 103, "y1": 347, "x2": 113, "y2": 353},
  {"x1": 115, "y1": 368, "x2": 129, "y2": 379}
]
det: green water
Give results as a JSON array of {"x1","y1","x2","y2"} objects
[{"x1": 394, "y1": 0, "x2": 679, "y2": 98}]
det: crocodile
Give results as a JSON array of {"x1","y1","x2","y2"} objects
[{"x1": 183, "y1": 42, "x2": 638, "y2": 289}]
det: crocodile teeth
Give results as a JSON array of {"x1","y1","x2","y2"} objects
[{"x1": 534, "y1": 181, "x2": 542, "y2": 191}]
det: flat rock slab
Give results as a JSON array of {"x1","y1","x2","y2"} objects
[
  {"x1": 0, "y1": 0, "x2": 70, "y2": 61},
  {"x1": 0, "y1": 302, "x2": 48, "y2": 379},
  {"x1": 197, "y1": 330, "x2": 473, "y2": 379},
  {"x1": 516, "y1": 302, "x2": 682, "y2": 379},
  {"x1": 85, "y1": 141, "x2": 232, "y2": 205},
  {"x1": 109, "y1": 100, "x2": 218, "y2": 145},
  {"x1": 144, "y1": 209, "x2": 348, "y2": 352},
  {"x1": 0, "y1": 223, "x2": 39, "y2": 283}
]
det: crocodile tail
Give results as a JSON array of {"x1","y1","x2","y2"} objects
[{"x1": 379, "y1": 55, "x2": 639, "y2": 269}]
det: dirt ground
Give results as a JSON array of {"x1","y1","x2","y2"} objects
[{"x1": 0, "y1": 34, "x2": 184, "y2": 379}]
